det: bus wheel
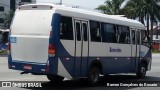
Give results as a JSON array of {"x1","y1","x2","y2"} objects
[
  {"x1": 88, "y1": 67, "x2": 100, "y2": 85},
  {"x1": 47, "y1": 75, "x2": 64, "y2": 82},
  {"x1": 136, "y1": 63, "x2": 146, "y2": 78}
]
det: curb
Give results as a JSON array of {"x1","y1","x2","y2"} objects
[
  {"x1": 0, "y1": 54, "x2": 7, "y2": 57},
  {"x1": 152, "y1": 54, "x2": 160, "y2": 57}
]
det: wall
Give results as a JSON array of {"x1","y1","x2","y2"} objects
[{"x1": 0, "y1": 0, "x2": 10, "y2": 28}]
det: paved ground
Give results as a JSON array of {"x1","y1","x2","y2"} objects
[{"x1": 0, "y1": 54, "x2": 160, "y2": 90}]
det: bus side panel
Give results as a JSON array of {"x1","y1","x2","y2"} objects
[
  {"x1": 55, "y1": 41, "x2": 74, "y2": 78},
  {"x1": 89, "y1": 43, "x2": 132, "y2": 75},
  {"x1": 51, "y1": 13, "x2": 74, "y2": 79},
  {"x1": 80, "y1": 57, "x2": 88, "y2": 77},
  {"x1": 103, "y1": 57, "x2": 131, "y2": 74},
  {"x1": 88, "y1": 57, "x2": 131, "y2": 75},
  {"x1": 48, "y1": 57, "x2": 58, "y2": 75},
  {"x1": 130, "y1": 57, "x2": 137, "y2": 72},
  {"x1": 146, "y1": 48, "x2": 152, "y2": 71}
]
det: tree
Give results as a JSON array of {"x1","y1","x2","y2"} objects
[
  {"x1": 120, "y1": 0, "x2": 137, "y2": 19},
  {"x1": 95, "y1": 0, "x2": 124, "y2": 15},
  {"x1": 122, "y1": 0, "x2": 160, "y2": 42},
  {"x1": 3, "y1": 10, "x2": 14, "y2": 29},
  {"x1": 96, "y1": 0, "x2": 160, "y2": 42}
]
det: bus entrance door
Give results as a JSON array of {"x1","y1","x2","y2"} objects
[
  {"x1": 131, "y1": 29, "x2": 141, "y2": 72},
  {"x1": 74, "y1": 19, "x2": 89, "y2": 77}
]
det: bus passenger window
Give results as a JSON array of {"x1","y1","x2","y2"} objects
[
  {"x1": 60, "y1": 16, "x2": 73, "y2": 40},
  {"x1": 102, "y1": 23, "x2": 117, "y2": 43},
  {"x1": 82, "y1": 23, "x2": 88, "y2": 41},
  {"x1": 123, "y1": 27, "x2": 130, "y2": 44},
  {"x1": 141, "y1": 30, "x2": 147, "y2": 42},
  {"x1": 141, "y1": 30, "x2": 150, "y2": 47},
  {"x1": 90, "y1": 21, "x2": 101, "y2": 42},
  {"x1": 118, "y1": 26, "x2": 130, "y2": 44},
  {"x1": 116, "y1": 26, "x2": 121, "y2": 43},
  {"x1": 76, "y1": 22, "x2": 81, "y2": 41},
  {"x1": 136, "y1": 31, "x2": 140, "y2": 44},
  {"x1": 132, "y1": 30, "x2": 136, "y2": 44}
]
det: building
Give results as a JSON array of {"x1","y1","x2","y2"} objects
[
  {"x1": 0, "y1": 0, "x2": 37, "y2": 28},
  {"x1": 152, "y1": 26, "x2": 160, "y2": 51},
  {"x1": 0, "y1": 0, "x2": 10, "y2": 28},
  {"x1": 15, "y1": 0, "x2": 37, "y2": 9}
]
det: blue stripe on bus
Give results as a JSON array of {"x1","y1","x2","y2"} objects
[
  {"x1": 48, "y1": 13, "x2": 62, "y2": 75},
  {"x1": 8, "y1": 53, "x2": 151, "y2": 77}
]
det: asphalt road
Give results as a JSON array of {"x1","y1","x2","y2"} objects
[{"x1": 0, "y1": 54, "x2": 160, "y2": 90}]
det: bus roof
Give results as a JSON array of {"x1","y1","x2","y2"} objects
[{"x1": 19, "y1": 4, "x2": 146, "y2": 30}]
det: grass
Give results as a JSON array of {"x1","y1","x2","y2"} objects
[
  {"x1": 152, "y1": 49, "x2": 160, "y2": 53},
  {"x1": 0, "y1": 49, "x2": 7, "y2": 55}
]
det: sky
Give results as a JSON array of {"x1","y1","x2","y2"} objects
[{"x1": 37, "y1": 0, "x2": 106, "y2": 10}]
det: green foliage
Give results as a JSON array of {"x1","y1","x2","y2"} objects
[
  {"x1": 96, "y1": 0, "x2": 124, "y2": 15},
  {"x1": 96, "y1": 0, "x2": 160, "y2": 41},
  {"x1": 0, "y1": 50, "x2": 7, "y2": 55},
  {"x1": 152, "y1": 49, "x2": 160, "y2": 53},
  {"x1": 2, "y1": 10, "x2": 14, "y2": 29},
  {"x1": 123, "y1": 0, "x2": 160, "y2": 34}
]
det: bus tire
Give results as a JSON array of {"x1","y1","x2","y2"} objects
[
  {"x1": 88, "y1": 67, "x2": 100, "y2": 85},
  {"x1": 47, "y1": 75, "x2": 64, "y2": 82},
  {"x1": 136, "y1": 63, "x2": 147, "y2": 78}
]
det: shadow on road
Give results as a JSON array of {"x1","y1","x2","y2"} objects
[{"x1": 21, "y1": 75, "x2": 160, "y2": 90}]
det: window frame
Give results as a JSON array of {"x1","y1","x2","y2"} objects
[
  {"x1": 101, "y1": 22, "x2": 117, "y2": 43},
  {"x1": 89, "y1": 20, "x2": 102, "y2": 42},
  {"x1": 0, "y1": 6, "x2": 4, "y2": 11},
  {"x1": 141, "y1": 30, "x2": 150, "y2": 47},
  {"x1": 0, "y1": 18, "x2": 4, "y2": 23},
  {"x1": 117, "y1": 25, "x2": 130, "y2": 44},
  {"x1": 60, "y1": 16, "x2": 74, "y2": 40}
]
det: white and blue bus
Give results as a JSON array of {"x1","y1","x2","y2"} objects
[{"x1": 8, "y1": 4, "x2": 152, "y2": 84}]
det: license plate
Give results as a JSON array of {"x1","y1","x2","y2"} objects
[{"x1": 23, "y1": 65, "x2": 32, "y2": 70}]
